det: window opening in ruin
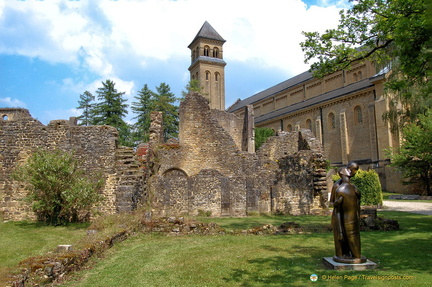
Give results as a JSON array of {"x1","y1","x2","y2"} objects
[
  {"x1": 2, "y1": 115, "x2": 8, "y2": 121},
  {"x1": 287, "y1": 124, "x2": 293, "y2": 132},
  {"x1": 354, "y1": 106, "x2": 363, "y2": 124},
  {"x1": 204, "y1": 46, "x2": 210, "y2": 56},
  {"x1": 306, "y1": 119, "x2": 312, "y2": 131},
  {"x1": 213, "y1": 47, "x2": 219, "y2": 58},
  {"x1": 328, "y1": 113, "x2": 336, "y2": 129}
]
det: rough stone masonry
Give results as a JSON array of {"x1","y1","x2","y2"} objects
[{"x1": 0, "y1": 93, "x2": 329, "y2": 221}]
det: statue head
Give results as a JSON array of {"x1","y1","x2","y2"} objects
[{"x1": 346, "y1": 162, "x2": 359, "y2": 177}]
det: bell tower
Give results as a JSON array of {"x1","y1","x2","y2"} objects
[{"x1": 188, "y1": 21, "x2": 226, "y2": 110}]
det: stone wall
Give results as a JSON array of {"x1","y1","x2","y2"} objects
[
  {"x1": 146, "y1": 93, "x2": 329, "y2": 217},
  {"x1": 0, "y1": 108, "x2": 143, "y2": 221}
]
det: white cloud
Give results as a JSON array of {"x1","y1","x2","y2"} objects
[
  {"x1": 0, "y1": 0, "x2": 349, "y2": 89},
  {"x1": 0, "y1": 97, "x2": 27, "y2": 108}
]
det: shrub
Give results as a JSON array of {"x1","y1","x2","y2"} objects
[
  {"x1": 13, "y1": 149, "x2": 104, "y2": 225},
  {"x1": 255, "y1": 127, "x2": 274, "y2": 150},
  {"x1": 332, "y1": 169, "x2": 383, "y2": 206}
]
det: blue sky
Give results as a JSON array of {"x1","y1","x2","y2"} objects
[{"x1": 0, "y1": 0, "x2": 350, "y2": 124}]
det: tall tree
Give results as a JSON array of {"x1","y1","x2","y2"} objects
[
  {"x1": 300, "y1": 0, "x2": 430, "y2": 133},
  {"x1": 131, "y1": 84, "x2": 154, "y2": 143},
  {"x1": 76, "y1": 91, "x2": 95, "y2": 126},
  {"x1": 388, "y1": 111, "x2": 432, "y2": 195},
  {"x1": 92, "y1": 79, "x2": 131, "y2": 146},
  {"x1": 153, "y1": 83, "x2": 179, "y2": 140}
]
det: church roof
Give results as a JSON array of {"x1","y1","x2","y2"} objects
[
  {"x1": 188, "y1": 21, "x2": 226, "y2": 47},
  {"x1": 227, "y1": 71, "x2": 313, "y2": 112},
  {"x1": 254, "y1": 78, "x2": 374, "y2": 124}
]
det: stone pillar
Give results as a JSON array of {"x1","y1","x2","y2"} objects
[
  {"x1": 339, "y1": 110, "x2": 349, "y2": 164},
  {"x1": 149, "y1": 111, "x2": 164, "y2": 144},
  {"x1": 368, "y1": 102, "x2": 378, "y2": 163},
  {"x1": 242, "y1": 105, "x2": 255, "y2": 153},
  {"x1": 315, "y1": 116, "x2": 322, "y2": 144}
]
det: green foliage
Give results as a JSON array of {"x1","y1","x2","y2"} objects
[
  {"x1": 387, "y1": 111, "x2": 432, "y2": 195},
  {"x1": 333, "y1": 169, "x2": 383, "y2": 205},
  {"x1": 91, "y1": 79, "x2": 132, "y2": 146},
  {"x1": 181, "y1": 79, "x2": 204, "y2": 101},
  {"x1": 153, "y1": 83, "x2": 179, "y2": 141},
  {"x1": 12, "y1": 149, "x2": 104, "y2": 225},
  {"x1": 131, "y1": 84, "x2": 154, "y2": 143},
  {"x1": 76, "y1": 91, "x2": 95, "y2": 126},
  {"x1": 301, "y1": 0, "x2": 431, "y2": 133},
  {"x1": 254, "y1": 127, "x2": 274, "y2": 150}
]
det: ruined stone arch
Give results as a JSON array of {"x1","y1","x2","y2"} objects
[{"x1": 162, "y1": 168, "x2": 188, "y2": 177}]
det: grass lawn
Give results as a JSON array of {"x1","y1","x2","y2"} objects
[
  {"x1": 61, "y1": 211, "x2": 432, "y2": 287},
  {"x1": 0, "y1": 221, "x2": 89, "y2": 270}
]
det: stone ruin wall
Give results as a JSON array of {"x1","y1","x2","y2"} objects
[
  {"x1": 0, "y1": 108, "x2": 143, "y2": 221},
  {"x1": 146, "y1": 93, "x2": 329, "y2": 217},
  {"x1": 0, "y1": 95, "x2": 330, "y2": 221}
]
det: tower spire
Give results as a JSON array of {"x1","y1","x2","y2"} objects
[{"x1": 188, "y1": 21, "x2": 226, "y2": 110}]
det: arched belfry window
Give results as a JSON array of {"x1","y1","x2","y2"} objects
[
  {"x1": 328, "y1": 112, "x2": 336, "y2": 130},
  {"x1": 204, "y1": 46, "x2": 210, "y2": 56},
  {"x1": 213, "y1": 47, "x2": 219, "y2": 58},
  {"x1": 354, "y1": 106, "x2": 363, "y2": 124},
  {"x1": 196, "y1": 47, "x2": 199, "y2": 57},
  {"x1": 192, "y1": 51, "x2": 196, "y2": 61},
  {"x1": 205, "y1": 71, "x2": 210, "y2": 81}
]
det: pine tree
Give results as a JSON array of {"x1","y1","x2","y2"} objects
[
  {"x1": 154, "y1": 83, "x2": 179, "y2": 140},
  {"x1": 76, "y1": 91, "x2": 95, "y2": 126},
  {"x1": 92, "y1": 79, "x2": 131, "y2": 146},
  {"x1": 131, "y1": 84, "x2": 154, "y2": 143}
]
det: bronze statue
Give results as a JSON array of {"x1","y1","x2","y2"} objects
[{"x1": 330, "y1": 162, "x2": 366, "y2": 264}]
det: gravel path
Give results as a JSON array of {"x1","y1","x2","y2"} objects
[{"x1": 381, "y1": 200, "x2": 432, "y2": 215}]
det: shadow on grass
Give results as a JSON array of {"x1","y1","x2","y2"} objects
[{"x1": 13, "y1": 221, "x2": 90, "y2": 230}]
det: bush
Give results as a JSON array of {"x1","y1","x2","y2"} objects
[
  {"x1": 332, "y1": 169, "x2": 383, "y2": 206},
  {"x1": 255, "y1": 127, "x2": 274, "y2": 150},
  {"x1": 13, "y1": 149, "x2": 104, "y2": 225}
]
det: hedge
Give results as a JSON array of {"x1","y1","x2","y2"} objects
[{"x1": 333, "y1": 169, "x2": 383, "y2": 206}]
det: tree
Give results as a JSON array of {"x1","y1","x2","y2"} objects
[
  {"x1": 153, "y1": 83, "x2": 179, "y2": 140},
  {"x1": 181, "y1": 79, "x2": 204, "y2": 101},
  {"x1": 387, "y1": 111, "x2": 432, "y2": 195},
  {"x1": 301, "y1": 0, "x2": 430, "y2": 132},
  {"x1": 131, "y1": 84, "x2": 154, "y2": 143},
  {"x1": 12, "y1": 149, "x2": 104, "y2": 225},
  {"x1": 255, "y1": 127, "x2": 274, "y2": 150},
  {"x1": 76, "y1": 91, "x2": 95, "y2": 126},
  {"x1": 92, "y1": 79, "x2": 132, "y2": 146}
]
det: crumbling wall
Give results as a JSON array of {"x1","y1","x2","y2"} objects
[
  {"x1": 146, "y1": 94, "x2": 328, "y2": 217},
  {"x1": 0, "y1": 108, "x2": 143, "y2": 221}
]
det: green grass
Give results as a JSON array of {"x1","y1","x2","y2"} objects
[
  {"x1": 62, "y1": 211, "x2": 432, "y2": 287},
  {"x1": 0, "y1": 221, "x2": 89, "y2": 269}
]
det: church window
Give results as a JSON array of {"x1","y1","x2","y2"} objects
[
  {"x1": 328, "y1": 113, "x2": 336, "y2": 129},
  {"x1": 192, "y1": 50, "x2": 196, "y2": 61},
  {"x1": 204, "y1": 46, "x2": 210, "y2": 56},
  {"x1": 206, "y1": 71, "x2": 210, "y2": 81},
  {"x1": 354, "y1": 106, "x2": 363, "y2": 124},
  {"x1": 353, "y1": 73, "x2": 358, "y2": 81},
  {"x1": 215, "y1": 72, "x2": 219, "y2": 82},
  {"x1": 287, "y1": 124, "x2": 293, "y2": 132},
  {"x1": 306, "y1": 119, "x2": 312, "y2": 131},
  {"x1": 213, "y1": 47, "x2": 219, "y2": 58},
  {"x1": 358, "y1": 71, "x2": 362, "y2": 80}
]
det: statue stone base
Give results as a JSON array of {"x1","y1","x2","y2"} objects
[
  {"x1": 323, "y1": 257, "x2": 378, "y2": 270},
  {"x1": 333, "y1": 255, "x2": 367, "y2": 264}
]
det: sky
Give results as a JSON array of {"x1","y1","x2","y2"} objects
[{"x1": 0, "y1": 0, "x2": 350, "y2": 125}]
